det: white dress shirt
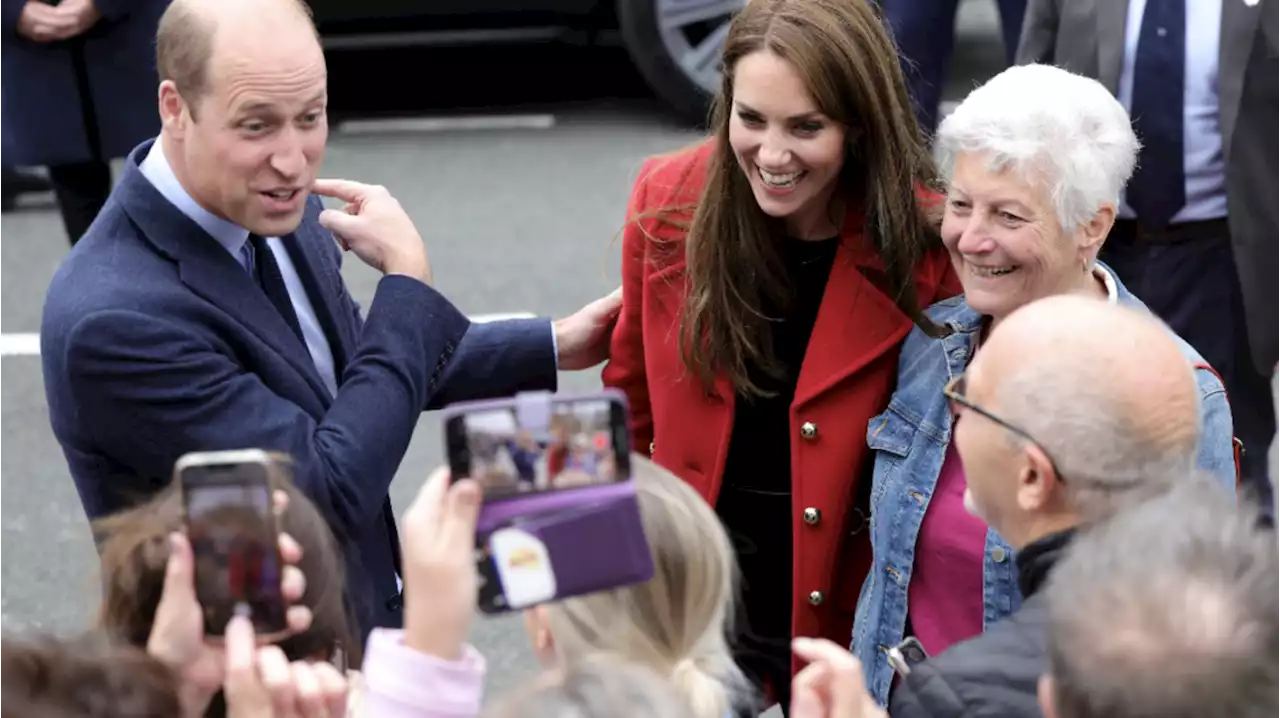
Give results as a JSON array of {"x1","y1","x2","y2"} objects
[
  {"x1": 140, "y1": 141, "x2": 340, "y2": 397},
  {"x1": 1117, "y1": 0, "x2": 1229, "y2": 223}
]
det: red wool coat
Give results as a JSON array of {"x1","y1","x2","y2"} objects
[{"x1": 602, "y1": 139, "x2": 960, "y2": 672}]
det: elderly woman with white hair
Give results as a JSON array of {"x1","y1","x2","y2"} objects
[{"x1": 849, "y1": 63, "x2": 1239, "y2": 706}]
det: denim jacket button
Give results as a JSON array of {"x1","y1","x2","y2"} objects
[{"x1": 991, "y1": 547, "x2": 1008, "y2": 563}]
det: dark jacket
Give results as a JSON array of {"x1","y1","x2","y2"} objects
[
  {"x1": 887, "y1": 529, "x2": 1075, "y2": 718},
  {"x1": 41, "y1": 140, "x2": 559, "y2": 637},
  {"x1": 1, "y1": 0, "x2": 170, "y2": 166}
]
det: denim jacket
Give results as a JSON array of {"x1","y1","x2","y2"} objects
[{"x1": 850, "y1": 264, "x2": 1237, "y2": 706}]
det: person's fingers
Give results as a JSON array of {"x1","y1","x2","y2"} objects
[
  {"x1": 317, "y1": 208, "x2": 361, "y2": 239},
  {"x1": 790, "y1": 660, "x2": 830, "y2": 697},
  {"x1": 291, "y1": 661, "x2": 324, "y2": 718},
  {"x1": 255, "y1": 645, "x2": 296, "y2": 715},
  {"x1": 310, "y1": 178, "x2": 370, "y2": 203},
  {"x1": 281, "y1": 565, "x2": 307, "y2": 603},
  {"x1": 285, "y1": 605, "x2": 313, "y2": 635},
  {"x1": 278, "y1": 532, "x2": 303, "y2": 565},
  {"x1": 222, "y1": 615, "x2": 270, "y2": 711},
  {"x1": 404, "y1": 466, "x2": 452, "y2": 527},
  {"x1": 273, "y1": 490, "x2": 290, "y2": 515},
  {"x1": 792, "y1": 637, "x2": 860, "y2": 669},
  {"x1": 310, "y1": 662, "x2": 349, "y2": 717},
  {"x1": 441, "y1": 478, "x2": 483, "y2": 553},
  {"x1": 793, "y1": 638, "x2": 868, "y2": 718},
  {"x1": 160, "y1": 532, "x2": 197, "y2": 606}
]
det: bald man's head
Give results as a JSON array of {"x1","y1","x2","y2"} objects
[
  {"x1": 956, "y1": 295, "x2": 1201, "y2": 536},
  {"x1": 156, "y1": 0, "x2": 318, "y2": 114}
]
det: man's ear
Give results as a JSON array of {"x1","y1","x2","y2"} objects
[
  {"x1": 1038, "y1": 673, "x2": 1059, "y2": 718},
  {"x1": 1015, "y1": 443, "x2": 1057, "y2": 512},
  {"x1": 158, "y1": 80, "x2": 190, "y2": 139}
]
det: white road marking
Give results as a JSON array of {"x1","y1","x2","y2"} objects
[
  {"x1": 0, "y1": 313, "x2": 538, "y2": 358},
  {"x1": 336, "y1": 114, "x2": 556, "y2": 135},
  {"x1": 468, "y1": 312, "x2": 538, "y2": 324},
  {"x1": 1, "y1": 333, "x2": 40, "y2": 357}
]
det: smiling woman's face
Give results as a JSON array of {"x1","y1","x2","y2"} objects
[
  {"x1": 727, "y1": 49, "x2": 846, "y2": 239},
  {"x1": 941, "y1": 152, "x2": 1094, "y2": 322}
]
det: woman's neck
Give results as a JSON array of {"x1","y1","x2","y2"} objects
[{"x1": 784, "y1": 192, "x2": 843, "y2": 240}]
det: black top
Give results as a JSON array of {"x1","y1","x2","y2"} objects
[
  {"x1": 715, "y1": 236, "x2": 840, "y2": 684},
  {"x1": 889, "y1": 528, "x2": 1078, "y2": 718}
]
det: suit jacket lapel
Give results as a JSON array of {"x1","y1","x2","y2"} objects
[
  {"x1": 1096, "y1": 0, "x2": 1131, "y2": 93},
  {"x1": 280, "y1": 217, "x2": 354, "y2": 378},
  {"x1": 115, "y1": 142, "x2": 334, "y2": 404},
  {"x1": 1219, "y1": 0, "x2": 1264, "y2": 158}
]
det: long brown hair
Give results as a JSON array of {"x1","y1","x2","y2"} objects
[
  {"x1": 674, "y1": 0, "x2": 946, "y2": 397},
  {"x1": 91, "y1": 474, "x2": 361, "y2": 678}
]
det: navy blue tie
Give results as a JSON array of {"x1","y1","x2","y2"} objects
[
  {"x1": 1127, "y1": 0, "x2": 1186, "y2": 228},
  {"x1": 248, "y1": 233, "x2": 306, "y2": 344}
]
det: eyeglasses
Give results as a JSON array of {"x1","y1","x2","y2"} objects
[{"x1": 943, "y1": 373, "x2": 1066, "y2": 484}]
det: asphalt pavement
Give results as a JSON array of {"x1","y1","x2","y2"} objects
[{"x1": 12, "y1": 2, "x2": 1251, "y2": 713}]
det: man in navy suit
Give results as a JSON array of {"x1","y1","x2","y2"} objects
[{"x1": 40, "y1": 0, "x2": 621, "y2": 638}]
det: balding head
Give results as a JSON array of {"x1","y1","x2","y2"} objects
[
  {"x1": 156, "y1": 0, "x2": 318, "y2": 114},
  {"x1": 154, "y1": 0, "x2": 328, "y2": 239},
  {"x1": 954, "y1": 295, "x2": 1201, "y2": 543}
]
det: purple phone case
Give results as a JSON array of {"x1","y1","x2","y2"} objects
[{"x1": 498, "y1": 491, "x2": 655, "y2": 599}]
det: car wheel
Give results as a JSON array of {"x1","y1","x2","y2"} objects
[{"x1": 617, "y1": 0, "x2": 746, "y2": 127}]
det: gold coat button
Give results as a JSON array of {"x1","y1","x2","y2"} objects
[
  {"x1": 800, "y1": 421, "x2": 818, "y2": 440},
  {"x1": 803, "y1": 507, "x2": 821, "y2": 525},
  {"x1": 808, "y1": 590, "x2": 825, "y2": 606}
]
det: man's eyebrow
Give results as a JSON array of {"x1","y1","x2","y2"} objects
[{"x1": 236, "y1": 92, "x2": 327, "y2": 115}]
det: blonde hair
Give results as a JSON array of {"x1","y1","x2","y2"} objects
[
  {"x1": 485, "y1": 657, "x2": 696, "y2": 718},
  {"x1": 543, "y1": 455, "x2": 748, "y2": 718}
]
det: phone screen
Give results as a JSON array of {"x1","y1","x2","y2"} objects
[
  {"x1": 181, "y1": 461, "x2": 287, "y2": 637},
  {"x1": 445, "y1": 396, "x2": 631, "y2": 500}
]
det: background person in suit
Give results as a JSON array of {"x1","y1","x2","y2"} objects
[
  {"x1": 1018, "y1": 0, "x2": 1278, "y2": 518},
  {"x1": 1228, "y1": 4, "x2": 1280, "y2": 414},
  {"x1": 1, "y1": 0, "x2": 171, "y2": 244},
  {"x1": 878, "y1": 0, "x2": 1028, "y2": 134},
  {"x1": 40, "y1": 0, "x2": 620, "y2": 639}
]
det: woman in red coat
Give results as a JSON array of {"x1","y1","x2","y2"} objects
[{"x1": 601, "y1": 0, "x2": 959, "y2": 713}]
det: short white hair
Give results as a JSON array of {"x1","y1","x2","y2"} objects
[{"x1": 935, "y1": 63, "x2": 1140, "y2": 232}]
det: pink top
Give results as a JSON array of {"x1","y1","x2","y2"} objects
[
  {"x1": 906, "y1": 440, "x2": 988, "y2": 657},
  {"x1": 360, "y1": 628, "x2": 486, "y2": 717}
]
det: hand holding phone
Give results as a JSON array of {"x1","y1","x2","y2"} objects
[
  {"x1": 440, "y1": 390, "x2": 654, "y2": 614},
  {"x1": 398, "y1": 467, "x2": 483, "y2": 661},
  {"x1": 177, "y1": 450, "x2": 298, "y2": 640},
  {"x1": 147, "y1": 524, "x2": 312, "y2": 717}
]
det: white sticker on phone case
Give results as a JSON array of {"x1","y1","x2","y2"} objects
[{"x1": 489, "y1": 527, "x2": 557, "y2": 609}]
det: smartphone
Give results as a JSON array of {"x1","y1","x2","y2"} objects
[
  {"x1": 888, "y1": 637, "x2": 930, "y2": 678},
  {"x1": 441, "y1": 390, "x2": 653, "y2": 614},
  {"x1": 443, "y1": 390, "x2": 632, "y2": 500},
  {"x1": 177, "y1": 449, "x2": 289, "y2": 640}
]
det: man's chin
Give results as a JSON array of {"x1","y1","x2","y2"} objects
[{"x1": 248, "y1": 211, "x2": 307, "y2": 239}]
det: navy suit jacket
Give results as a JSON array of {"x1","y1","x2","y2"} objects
[{"x1": 41, "y1": 139, "x2": 558, "y2": 636}]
